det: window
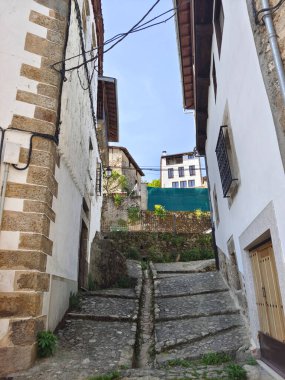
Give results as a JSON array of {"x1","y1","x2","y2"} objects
[
  {"x1": 214, "y1": 0, "x2": 224, "y2": 56},
  {"x1": 188, "y1": 154, "x2": 194, "y2": 159},
  {"x1": 166, "y1": 156, "x2": 183, "y2": 165},
  {"x1": 189, "y1": 165, "x2": 195, "y2": 176},
  {"x1": 172, "y1": 182, "x2": 179, "y2": 188},
  {"x1": 188, "y1": 180, "x2": 195, "y2": 188},
  {"x1": 168, "y1": 168, "x2": 174, "y2": 178},
  {"x1": 215, "y1": 125, "x2": 238, "y2": 197},
  {"x1": 180, "y1": 181, "x2": 187, "y2": 188},
  {"x1": 212, "y1": 57, "x2": 217, "y2": 101},
  {"x1": 178, "y1": 167, "x2": 184, "y2": 177}
]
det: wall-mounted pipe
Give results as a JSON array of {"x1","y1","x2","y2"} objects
[{"x1": 261, "y1": 0, "x2": 285, "y2": 104}]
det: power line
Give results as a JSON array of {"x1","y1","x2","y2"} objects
[{"x1": 51, "y1": 0, "x2": 190, "y2": 74}]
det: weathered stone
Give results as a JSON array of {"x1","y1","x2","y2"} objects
[
  {"x1": 9, "y1": 316, "x2": 46, "y2": 345},
  {"x1": 14, "y1": 271, "x2": 50, "y2": 291},
  {"x1": 19, "y1": 233, "x2": 53, "y2": 255},
  {"x1": 0, "y1": 343, "x2": 37, "y2": 377},
  {"x1": 20, "y1": 63, "x2": 60, "y2": 87},
  {"x1": 0, "y1": 292, "x2": 43, "y2": 318},
  {"x1": 34, "y1": 106, "x2": 57, "y2": 124},
  {"x1": 11, "y1": 114, "x2": 55, "y2": 135},
  {"x1": 6, "y1": 182, "x2": 53, "y2": 207},
  {"x1": 16, "y1": 89, "x2": 57, "y2": 111},
  {"x1": 2, "y1": 210, "x2": 50, "y2": 235},
  {"x1": 37, "y1": 83, "x2": 58, "y2": 99},
  {"x1": 0, "y1": 250, "x2": 47, "y2": 271},
  {"x1": 25, "y1": 33, "x2": 63, "y2": 61},
  {"x1": 27, "y1": 166, "x2": 58, "y2": 197},
  {"x1": 19, "y1": 147, "x2": 56, "y2": 172},
  {"x1": 154, "y1": 260, "x2": 216, "y2": 274},
  {"x1": 23, "y1": 200, "x2": 55, "y2": 222},
  {"x1": 29, "y1": 10, "x2": 66, "y2": 33},
  {"x1": 89, "y1": 235, "x2": 127, "y2": 288}
]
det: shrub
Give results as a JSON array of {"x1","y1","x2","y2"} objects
[
  {"x1": 88, "y1": 273, "x2": 96, "y2": 291},
  {"x1": 126, "y1": 247, "x2": 140, "y2": 260},
  {"x1": 127, "y1": 207, "x2": 140, "y2": 224},
  {"x1": 154, "y1": 204, "x2": 166, "y2": 218},
  {"x1": 117, "y1": 219, "x2": 127, "y2": 227},
  {"x1": 201, "y1": 352, "x2": 231, "y2": 365},
  {"x1": 113, "y1": 194, "x2": 123, "y2": 207},
  {"x1": 88, "y1": 371, "x2": 121, "y2": 380},
  {"x1": 37, "y1": 331, "x2": 57, "y2": 357},
  {"x1": 225, "y1": 364, "x2": 247, "y2": 380}
]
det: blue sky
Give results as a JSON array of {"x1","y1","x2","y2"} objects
[{"x1": 102, "y1": 0, "x2": 196, "y2": 181}]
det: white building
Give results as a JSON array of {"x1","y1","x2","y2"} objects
[
  {"x1": 175, "y1": 0, "x2": 285, "y2": 376},
  {"x1": 160, "y1": 151, "x2": 203, "y2": 189},
  {"x1": 0, "y1": 0, "x2": 118, "y2": 375}
]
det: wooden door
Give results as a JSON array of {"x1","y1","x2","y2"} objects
[{"x1": 250, "y1": 242, "x2": 285, "y2": 342}]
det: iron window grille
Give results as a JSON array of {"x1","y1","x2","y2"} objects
[
  {"x1": 96, "y1": 162, "x2": 102, "y2": 196},
  {"x1": 215, "y1": 126, "x2": 238, "y2": 197}
]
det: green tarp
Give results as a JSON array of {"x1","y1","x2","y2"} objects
[{"x1": 147, "y1": 187, "x2": 210, "y2": 212}]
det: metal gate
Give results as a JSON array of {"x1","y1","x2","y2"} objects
[{"x1": 250, "y1": 241, "x2": 285, "y2": 376}]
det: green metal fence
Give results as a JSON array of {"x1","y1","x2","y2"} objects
[{"x1": 147, "y1": 187, "x2": 210, "y2": 212}]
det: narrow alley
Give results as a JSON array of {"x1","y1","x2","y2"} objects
[{"x1": 11, "y1": 259, "x2": 273, "y2": 380}]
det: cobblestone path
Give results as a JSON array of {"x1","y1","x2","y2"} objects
[{"x1": 12, "y1": 260, "x2": 274, "y2": 380}]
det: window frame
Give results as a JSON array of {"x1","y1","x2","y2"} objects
[
  {"x1": 168, "y1": 168, "x2": 174, "y2": 179},
  {"x1": 188, "y1": 180, "x2": 195, "y2": 188},
  {"x1": 178, "y1": 166, "x2": 185, "y2": 177},
  {"x1": 180, "y1": 181, "x2": 187, "y2": 188},
  {"x1": 172, "y1": 181, "x2": 179, "y2": 188},
  {"x1": 189, "y1": 165, "x2": 195, "y2": 176},
  {"x1": 214, "y1": 0, "x2": 224, "y2": 57}
]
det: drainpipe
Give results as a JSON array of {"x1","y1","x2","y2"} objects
[
  {"x1": 0, "y1": 163, "x2": 9, "y2": 226},
  {"x1": 261, "y1": 0, "x2": 285, "y2": 104}
]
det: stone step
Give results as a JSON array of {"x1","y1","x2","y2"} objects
[
  {"x1": 155, "y1": 313, "x2": 244, "y2": 352},
  {"x1": 156, "y1": 326, "x2": 249, "y2": 365},
  {"x1": 155, "y1": 271, "x2": 228, "y2": 297},
  {"x1": 153, "y1": 260, "x2": 216, "y2": 274},
  {"x1": 84, "y1": 288, "x2": 137, "y2": 299},
  {"x1": 155, "y1": 291, "x2": 239, "y2": 321}
]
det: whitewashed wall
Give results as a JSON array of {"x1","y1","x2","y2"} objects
[
  {"x1": 205, "y1": 0, "x2": 285, "y2": 348},
  {"x1": 161, "y1": 155, "x2": 202, "y2": 188}
]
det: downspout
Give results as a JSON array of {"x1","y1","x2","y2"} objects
[{"x1": 261, "y1": 0, "x2": 285, "y2": 104}]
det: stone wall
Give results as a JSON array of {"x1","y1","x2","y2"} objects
[
  {"x1": 246, "y1": 0, "x2": 285, "y2": 167},
  {"x1": 105, "y1": 231, "x2": 214, "y2": 262},
  {"x1": 218, "y1": 246, "x2": 248, "y2": 319},
  {"x1": 0, "y1": 0, "x2": 104, "y2": 375}
]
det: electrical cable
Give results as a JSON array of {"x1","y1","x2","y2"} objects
[
  {"x1": 255, "y1": 0, "x2": 285, "y2": 24},
  {"x1": 51, "y1": 0, "x2": 192, "y2": 74}
]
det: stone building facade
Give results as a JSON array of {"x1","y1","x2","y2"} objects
[{"x1": 0, "y1": 0, "x2": 116, "y2": 375}]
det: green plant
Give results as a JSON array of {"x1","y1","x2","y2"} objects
[
  {"x1": 127, "y1": 207, "x2": 140, "y2": 224},
  {"x1": 126, "y1": 246, "x2": 140, "y2": 260},
  {"x1": 201, "y1": 352, "x2": 231, "y2": 365},
  {"x1": 37, "y1": 331, "x2": 57, "y2": 357},
  {"x1": 113, "y1": 194, "x2": 123, "y2": 207},
  {"x1": 246, "y1": 357, "x2": 257, "y2": 366},
  {"x1": 88, "y1": 371, "x2": 121, "y2": 380},
  {"x1": 117, "y1": 218, "x2": 127, "y2": 227},
  {"x1": 69, "y1": 292, "x2": 80, "y2": 309},
  {"x1": 103, "y1": 170, "x2": 128, "y2": 195},
  {"x1": 141, "y1": 260, "x2": 148, "y2": 270},
  {"x1": 147, "y1": 246, "x2": 164, "y2": 262},
  {"x1": 225, "y1": 364, "x2": 247, "y2": 380},
  {"x1": 154, "y1": 204, "x2": 166, "y2": 218},
  {"x1": 147, "y1": 179, "x2": 161, "y2": 187}
]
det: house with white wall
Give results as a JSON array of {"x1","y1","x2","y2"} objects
[
  {"x1": 0, "y1": 0, "x2": 118, "y2": 375},
  {"x1": 160, "y1": 151, "x2": 203, "y2": 189},
  {"x1": 175, "y1": 0, "x2": 285, "y2": 376}
]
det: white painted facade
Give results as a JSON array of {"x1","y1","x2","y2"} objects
[
  {"x1": 205, "y1": 1, "x2": 285, "y2": 350},
  {"x1": 160, "y1": 153, "x2": 202, "y2": 189},
  {"x1": 0, "y1": 0, "x2": 104, "y2": 337}
]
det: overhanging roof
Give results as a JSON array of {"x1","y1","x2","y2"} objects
[
  {"x1": 174, "y1": 0, "x2": 194, "y2": 109},
  {"x1": 98, "y1": 76, "x2": 119, "y2": 142},
  {"x1": 109, "y1": 146, "x2": 145, "y2": 177},
  {"x1": 175, "y1": 0, "x2": 214, "y2": 155}
]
